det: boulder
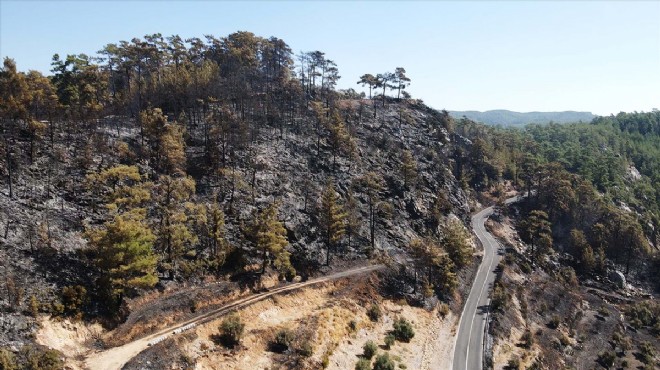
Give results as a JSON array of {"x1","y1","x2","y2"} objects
[{"x1": 608, "y1": 270, "x2": 626, "y2": 289}]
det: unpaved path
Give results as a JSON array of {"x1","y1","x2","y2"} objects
[{"x1": 84, "y1": 264, "x2": 384, "y2": 370}]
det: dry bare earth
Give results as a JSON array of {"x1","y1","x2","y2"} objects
[
  {"x1": 79, "y1": 265, "x2": 382, "y2": 370},
  {"x1": 125, "y1": 271, "x2": 457, "y2": 370}
]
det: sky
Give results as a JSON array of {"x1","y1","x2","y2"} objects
[{"x1": 1, "y1": 1, "x2": 659, "y2": 115}]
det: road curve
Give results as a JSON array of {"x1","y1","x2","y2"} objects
[
  {"x1": 452, "y1": 196, "x2": 519, "y2": 370},
  {"x1": 84, "y1": 264, "x2": 384, "y2": 370}
]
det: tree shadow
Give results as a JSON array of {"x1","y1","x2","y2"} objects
[
  {"x1": 210, "y1": 333, "x2": 239, "y2": 349},
  {"x1": 477, "y1": 304, "x2": 490, "y2": 315},
  {"x1": 229, "y1": 270, "x2": 262, "y2": 292}
]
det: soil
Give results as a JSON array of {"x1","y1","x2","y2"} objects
[{"x1": 124, "y1": 272, "x2": 458, "y2": 370}]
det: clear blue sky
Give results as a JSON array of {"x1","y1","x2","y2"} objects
[{"x1": 1, "y1": 1, "x2": 658, "y2": 115}]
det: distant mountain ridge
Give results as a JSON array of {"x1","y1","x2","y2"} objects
[{"x1": 449, "y1": 109, "x2": 595, "y2": 126}]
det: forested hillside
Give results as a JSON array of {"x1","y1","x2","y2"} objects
[
  {"x1": 0, "y1": 32, "x2": 485, "y2": 363},
  {"x1": 458, "y1": 111, "x2": 659, "y2": 282},
  {"x1": 477, "y1": 112, "x2": 660, "y2": 370},
  {"x1": 1, "y1": 31, "x2": 658, "y2": 370}
]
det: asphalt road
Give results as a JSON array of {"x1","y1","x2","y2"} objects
[
  {"x1": 452, "y1": 196, "x2": 519, "y2": 370},
  {"x1": 84, "y1": 264, "x2": 384, "y2": 370}
]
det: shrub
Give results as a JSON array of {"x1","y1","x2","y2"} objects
[
  {"x1": 348, "y1": 320, "x2": 358, "y2": 332},
  {"x1": 384, "y1": 334, "x2": 395, "y2": 349},
  {"x1": 507, "y1": 355, "x2": 520, "y2": 370},
  {"x1": 559, "y1": 267, "x2": 578, "y2": 287},
  {"x1": 520, "y1": 329, "x2": 534, "y2": 349},
  {"x1": 519, "y1": 261, "x2": 532, "y2": 274},
  {"x1": 639, "y1": 341, "x2": 656, "y2": 364},
  {"x1": 626, "y1": 300, "x2": 659, "y2": 329},
  {"x1": 548, "y1": 315, "x2": 561, "y2": 329},
  {"x1": 368, "y1": 303, "x2": 382, "y2": 322},
  {"x1": 50, "y1": 302, "x2": 65, "y2": 316},
  {"x1": 597, "y1": 350, "x2": 616, "y2": 368},
  {"x1": 219, "y1": 314, "x2": 244, "y2": 348},
  {"x1": 491, "y1": 282, "x2": 508, "y2": 313},
  {"x1": 363, "y1": 340, "x2": 377, "y2": 359},
  {"x1": 321, "y1": 349, "x2": 332, "y2": 369},
  {"x1": 612, "y1": 330, "x2": 632, "y2": 352},
  {"x1": 597, "y1": 305, "x2": 610, "y2": 317},
  {"x1": 271, "y1": 328, "x2": 295, "y2": 353},
  {"x1": 298, "y1": 341, "x2": 313, "y2": 357},
  {"x1": 526, "y1": 360, "x2": 542, "y2": 370},
  {"x1": 190, "y1": 300, "x2": 199, "y2": 313},
  {"x1": 60, "y1": 285, "x2": 87, "y2": 318},
  {"x1": 392, "y1": 318, "x2": 415, "y2": 342},
  {"x1": 0, "y1": 348, "x2": 17, "y2": 370},
  {"x1": 373, "y1": 353, "x2": 396, "y2": 370},
  {"x1": 438, "y1": 303, "x2": 450, "y2": 318},
  {"x1": 18, "y1": 346, "x2": 63, "y2": 370},
  {"x1": 29, "y1": 295, "x2": 40, "y2": 318},
  {"x1": 355, "y1": 358, "x2": 371, "y2": 370}
]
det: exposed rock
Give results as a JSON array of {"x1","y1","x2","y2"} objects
[{"x1": 608, "y1": 270, "x2": 626, "y2": 289}]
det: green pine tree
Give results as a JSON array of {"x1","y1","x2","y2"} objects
[{"x1": 319, "y1": 181, "x2": 347, "y2": 266}]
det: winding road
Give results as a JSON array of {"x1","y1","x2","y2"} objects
[
  {"x1": 84, "y1": 264, "x2": 384, "y2": 370},
  {"x1": 452, "y1": 196, "x2": 519, "y2": 370}
]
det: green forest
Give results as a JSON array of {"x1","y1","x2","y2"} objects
[{"x1": 457, "y1": 111, "x2": 660, "y2": 280}]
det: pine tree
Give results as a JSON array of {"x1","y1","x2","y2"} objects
[
  {"x1": 158, "y1": 122, "x2": 186, "y2": 175},
  {"x1": 345, "y1": 188, "x2": 361, "y2": 249},
  {"x1": 249, "y1": 202, "x2": 294, "y2": 277},
  {"x1": 319, "y1": 181, "x2": 346, "y2": 266},
  {"x1": 86, "y1": 165, "x2": 151, "y2": 213},
  {"x1": 357, "y1": 74, "x2": 377, "y2": 99},
  {"x1": 205, "y1": 202, "x2": 232, "y2": 267},
  {"x1": 359, "y1": 172, "x2": 384, "y2": 252},
  {"x1": 569, "y1": 229, "x2": 595, "y2": 273},
  {"x1": 322, "y1": 109, "x2": 356, "y2": 171},
  {"x1": 152, "y1": 175, "x2": 197, "y2": 279},
  {"x1": 441, "y1": 218, "x2": 472, "y2": 268},
  {"x1": 520, "y1": 210, "x2": 552, "y2": 265},
  {"x1": 393, "y1": 67, "x2": 410, "y2": 100},
  {"x1": 0, "y1": 58, "x2": 31, "y2": 199},
  {"x1": 375, "y1": 72, "x2": 394, "y2": 107},
  {"x1": 86, "y1": 209, "x2": 158, "y2": 305},
  {"x1": 400, "y1": 149, "x2": 417, "y2": 189},
  {"x1": 139, "y1": 107, "x2": 167, "y2": 155}
]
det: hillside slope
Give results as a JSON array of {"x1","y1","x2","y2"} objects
[{"x1": 0, "y1": 97, "x2": 474, "y2": 350}]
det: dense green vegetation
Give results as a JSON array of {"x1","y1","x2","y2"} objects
[{"x1": 457, "y1": 111, "x2": 659, "y2": 282}]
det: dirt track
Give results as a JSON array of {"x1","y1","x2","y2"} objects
[{"x1": 83, "y1": 264, "x2": 384, "y2": 370}]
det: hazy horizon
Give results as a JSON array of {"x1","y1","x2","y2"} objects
[{"x1": 1, "y1": 1, "x2": 658, "y2": 116}]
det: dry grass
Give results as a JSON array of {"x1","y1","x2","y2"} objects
[{"x1": 150, "y1": 273, "x2": 459, "y2": 370}]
